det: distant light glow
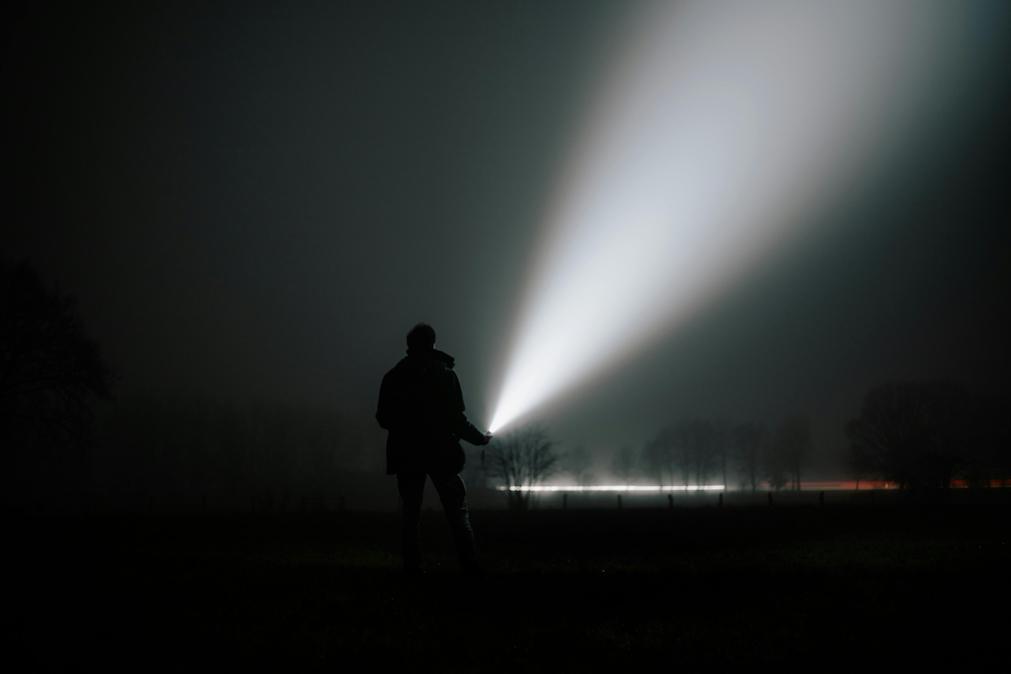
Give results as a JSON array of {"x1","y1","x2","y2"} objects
[
  {"x1": 498, "y1": 481, "x2": 1010, "y2": 492},
  {"x1": 800, "y1": 480, "x2": 897, "y2": 491},
  {"x1": 499, "y1": 484, "x2": 725, "y2": 493},
  {"x1": 489, "y1": 0, "x2": 971, "y2": 433}
]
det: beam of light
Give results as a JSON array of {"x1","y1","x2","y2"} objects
[
  {"x1": 499, "y1": 484, "x2": 725, "y2": 493},
  {"x1": 488, "y1": 0, "x2": 977, "y2": 434}
]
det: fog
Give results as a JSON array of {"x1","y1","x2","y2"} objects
[{"x1": 4, "y1": 1, "x2": 1011, "y2": 509}]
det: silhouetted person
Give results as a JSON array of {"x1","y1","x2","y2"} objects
[{"x1": 376, "y1": 323, "x2": 491, "y2": 574}]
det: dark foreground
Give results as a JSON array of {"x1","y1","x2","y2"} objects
[{"x1": 10, "y1": 500, "x2": 1011, "y2": 671}]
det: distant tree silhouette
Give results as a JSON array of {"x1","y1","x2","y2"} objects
[
  {"x1": 670, "y1": 422, "x2": 694, "y2": 486},
  {"x1": 771, "y1": 416, "x2": 812, "y2": 491},
  {"x1": 563, "y1": 444, "x2": 593, "y2": 486},
  {"x1": 611, "y1": 445, "x2": 637, "y2": 484},
  {"x1": 643, "y1": 425, "x2": 676, "y2": 487},
  {"x1": 732, "y1": 422, "x2": 767, "y2": 492},
  {"x1": 1, "y1": 260, "x2": 112, "y2": 507},
  {"x1": 713, "y1": 421, "x2": 730, "y2": 490},
  {"x1": 960, "y1": 393, "x2": 1011, "y2": 488},
  {"x1": 95, "y1": 396, "x2": 349, "y2": 512},
  {"x1": 486, "y1": 425, "x2": 558, "y2": 511},
  {"x1": 673, "y1": 418, "x2": 718, "y2": 488},
  {"x1": 644, "y1": 419, "x2": 719, "y2": 488},
  {"x1": 763, "y1": 428, "x2": 790, "y2": 491},
  {"x1": 847, "y1": 381, "x2": 970, "y2": 489}
]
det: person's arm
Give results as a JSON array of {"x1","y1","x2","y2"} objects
[
  {"x1": 376, "y1": 371, "x2": 395, "y2": 430},
  {"x1": 448, "y1": 371, "x2": 491, "y2": 445}
]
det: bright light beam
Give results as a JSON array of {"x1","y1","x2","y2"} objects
[{"x1": 489, "y1": 0, "x2": 977, "y2": 434}]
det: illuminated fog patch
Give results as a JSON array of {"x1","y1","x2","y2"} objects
[{"x1": 489, "y1": 0, "x2": 973, "y2": 433}]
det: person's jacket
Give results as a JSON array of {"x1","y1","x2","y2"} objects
[{"x1": 376, "y1": 347, "x2": 486, "y2": 475}]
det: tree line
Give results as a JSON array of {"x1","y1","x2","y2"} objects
[
  {"x1": 638, "y1": 416, "x2": 813, "y2": 491},
  {"x1": 92, "y1": 395, "x2": 378, "y2": 512},
  {"x1": 848, "y1": 380, "x2": 1010, "y2": 490},
  {"x1": 1, "y1": 260, "x2": 382, "y2": 512},
  {"x1": 3, "y1": 261, "x2": 1009, "y2": 512},
  {"x1": 483, "y1": 388, "x2": 1010, "y2": 499}
]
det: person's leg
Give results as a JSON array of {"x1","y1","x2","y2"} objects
[
  {"x1": 430, "y1": 472, "x2": 478, "y2": 571},
  {"x1": 396, "y1": 472, "x2": 426, "y2": 572}
]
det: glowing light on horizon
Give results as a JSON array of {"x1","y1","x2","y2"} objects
[
  {"x1": 496, "y1": 481, "x2": 1011, "y2": 492},
  {"x1": 496, "y1": 481, "x2": 916, "y2": 493},
  {"x1": 499, "y1": 484, "x2": 726, "y2": 493},
  {"x1": 488, "y1": 0, "x2": 976, "y2": 434}
]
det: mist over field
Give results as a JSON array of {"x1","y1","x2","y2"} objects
[{"x1": 4, "y1": 2, "x2": 1011, "y2": 667}]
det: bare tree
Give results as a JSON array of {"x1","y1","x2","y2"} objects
[
  {"x1": 1, "y1": 260, "x2": 112, "y2": 507},
  {"x1": 771, "y1": 415, "x2": 812, "y2": 491},
  {"x1": 1, "y1": 261, "x2": 112, "y2": 444},
  {"x1": 644, "y1": 420, "x2": 718, "y2": 488},
  {"x1": 672, "y1": 418, "x2": 717, "y2": 488},
  {"x1": 713, "y1": 421, "x2": 730, "y2": 490},
  {"x1": 485, "y1": 424, "x2": 559, "y2": 511},
  {"x1": 563, "y1": 444, "x2": 593, "y2": 486},
  {"x1": 732, "y1": 422, "x2": 767, "y2": 492},
  {"x1": 847, "y1": 381, "x2": 969, "y2": 489},
  {"x1": 611, "y1": 445, "x2": 637, "y2": 484},
  {"x1": 642, "y1": 426, "x2": 676, "y2": 486},
  {"x1": 961, "y1": 394, "x2": 1011, "y2": 488}
]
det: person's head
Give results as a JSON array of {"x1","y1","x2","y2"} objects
[{"x1": 406, "y1": 323, "x2": 436, "y2": 352}]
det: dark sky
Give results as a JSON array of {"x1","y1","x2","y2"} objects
[{"x1": 5, "y1": 1, "x2": 1011, "y2": 474}]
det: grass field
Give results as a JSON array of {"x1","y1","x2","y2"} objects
[{"x1": 11, "y1": 500, "x2": 1010, "y2": 670}]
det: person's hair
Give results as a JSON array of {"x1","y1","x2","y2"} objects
[{"x1": 406, "y1": 323, "x2": 436, "y2": 351}]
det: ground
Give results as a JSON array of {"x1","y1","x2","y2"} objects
[{"x1": 10, "y1": 496, "x2": 1010, "y2": 671}]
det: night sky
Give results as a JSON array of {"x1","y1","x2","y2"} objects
[{"x1": 5, "y1": 1, "x2": 1011, "y2": 474}]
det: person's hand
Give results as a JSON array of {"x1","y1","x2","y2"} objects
[{"x1": 479, "y1": 433, "x2": 493, "y2": 446}]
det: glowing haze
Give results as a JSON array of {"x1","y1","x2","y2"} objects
[{"x1": 488, "y1": 0, "x2": 971, "y2": 434}]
